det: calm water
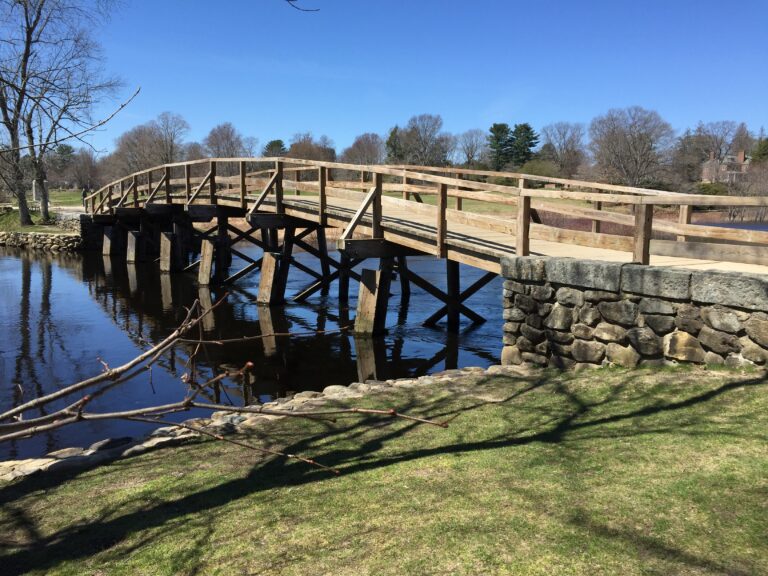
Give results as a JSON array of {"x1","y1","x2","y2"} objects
[{"x1": 0, "y1": 246, "x2": 503, "y2": 459}]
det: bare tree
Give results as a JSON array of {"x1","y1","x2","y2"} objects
[
  {"x1": 0, "y1": 0, "x2": 118, "y2": 224},
  {"x1": 695, "y1": 121, "x2": 738, "y2": 162},
  {"x1": 731, "y1": 122, "x2": 754, "y2": 157},
  {"x1": 151, "y1": 112, "x2": 190, "y2": 164},
  {"x1": 589, "y1": 106, "x2": 675, "y2": 187},
  {"x1": 69, "y1": 147, "x2": 99, "y2": 190},
  {"x1": 457, "y1": 129, "x2": 487, "y2": 167},
  {"x1": 184, "y1": 141, "x2": 206, "y2": 161},
  {"x1": 541, "y1": 122, "x2": 586, "y2": 178},
  {"x1": 340, "y1": 133, "x2": 385, "y2": 165},
  {"x1": 386, "y1": 114, "x2": 454, "y2": 166},
  {"x1": 111, "y1": 124, "x2": 162, "y2": 174},
  {"x1": 204, "y1": 122, "x2": 248, "y2": 158},
  {"x1": 287, "y1": 132, "x2": 336, "y2": 161}
]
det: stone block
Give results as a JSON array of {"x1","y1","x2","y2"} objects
[
  {"x1": 530, "y1": 284, "x2": 554, "y2": 301},
  {"x1": 584, "y1": 290, "x2": 620, "y2": 302},
  {"x1": 572, "y1": 339, "x2": 606, "y2": 363},
  {"x1": 503, "y1": 307, "x2": 526, "y2": 322},
  {"x1": 521, "y1": 352, "x2": 548, "y2": 366},
  {"x1": 503, "y1": 322, "x2": 521, "y2": 334},
  {"x1": 606, "y1": 343, "x2": 641, "y2": 368},
  {"x1": 501, "y1": 345, "x2": 522, "y2": 365},
  {"x1": 642, "y1": 314, "x2": 676, "y2": 335},
  {"x1": 739, "y1": 336, "x2": 768, "y2": 364},
  {"x1": 516, "y1": 336, "x2": 535, "y2": 352},
  {"x1": 525, "y1": 314, "x2": 543, "y2": 329},
  {"x1": 514, "y1": 293, "x2": 536, "y2": 313},
  {"x1": 578, "y1": 304, "x2": 602, "y2": 326},
  {"x1": 698, "y1": 326, "x2": 740, "y2": 355},
  {"x1": 704, "y1": 351, "x2": 725, "y2": 365},
  {"x1": 745, "y1": 313, "x2": 768, "y2": 347},
  {"x1": 675, "y1": 304, "x2": 703, "y2": 334},
  {"x1": 501, "y1": 256, "x2": 548, "y2": 282},
  {"x1": 556, "y1": 287, "x2": 585, "y2": 306},
  {"x1": 691, "y1": 270, "x2": 768, "y2": 311},
  {"x1": 544, "y1": 258, "x2": 622, "y2": 291},
  {"x1": 543, "y1": 303, "x2": 574, "y2": 330},
  {"x1": 701, "y1": 306, "x2": 742, "y2": 334},
  {"x1": 546, "y1": 330, "x2": 575, "y2": 344},
  {"x1": 572, "y1": 323, "x2": 594, "y2": 340},
  {"x1": 598, "y1": 300, "x2": 638, "y2": 326},
  {"x1": 593, "y1": 322, "x2": 628, "y2": 343},
  {"x1": 627, "y1": 327, "x2": 662, "y2": 356},
  {"x1": 663, "y1": 331, "x2": 706, "y2": 363},
  {"x1": 520, "y1": 324, "x2": 546, "y2": 344},
  {"x1": 638, "y1": 298, "x2": 675, "y2": 315},
  {"x1": 503, "y1": 280, "x2": 527, "y2": 294},
  {"x1": 620, "y1": 265, "x2": 691, "y2": 299}
]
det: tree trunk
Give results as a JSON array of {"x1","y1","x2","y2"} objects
[
  {"x1": 34, "y1": 168, "x2": 50, "y2": 222},
  {"x1": 10, "y1": 161, "x2": 33, "y2": 226}
]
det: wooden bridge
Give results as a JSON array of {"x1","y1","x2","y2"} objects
[{"x1": 85, "y1": 157, "x2": 768, "y2": 333}]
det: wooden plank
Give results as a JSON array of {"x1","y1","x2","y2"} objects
[
  {"x1": 198, "y1": 239, "x2": 215, "y2": 285},
  {"x1": 184, "y1": 165, "x2": 191, "y2": 203},
  {"x1": 372, "y1": 172, "x2": 383, "y2": 238},
  {"x1": 209, "y1": 160, "x2": 217, "y2": 204},
  {"x1": 274, "y1": 160, "x2": 284, "y2": 214},
  {"x1": 248, "y1": 172, "x2": 279, "y2": 214},
  {"x1": 354, "y1": 264, "x2": 393, "y2": 335},
  {"x1": 165, "y1": 166, "x2": 172, "y2": 204},
  {"x1": 437, "y1": 182, "x2": 448, "y2": 257},
  {"x1": 239, "y1": 161, "x2": 247, "y2": 209},
  {"x1": 633, "y1": 204, "x2": 653, "y2": 264},
  {"x1": 592, "y1": 201, "x2": 602, "y2": 233},
  {"x1": 650, "y1": 238, "x2": 768, "y2": 266},
  {"x1": 446, "y1": 208, "x2": 516, "y2": 235},
  {"x1": 337, "y1": 238, "x2": 427, "y2": 258},
  {"x1": 530, "y1": 224, "x2": 634, "y2": 252},
  {"x1": 516, "y1": 189, "x2": 531, "y2": 256},
  {"x1": 318, "y1": 166, "x2": 327, "y2": 225},
  {"x1": 677, "y1": 205, "x2": 691, "y2": 242},
  {"x1": 340, "y1": 185, "x2": 378, "y2": 241}
]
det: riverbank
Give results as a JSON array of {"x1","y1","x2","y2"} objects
[
  {"x1": 1, "y1": 364, "x2": 765, "y2": 575},
  {"x1": 0, "y1": 209, "x2": 82, "y2": 251}
]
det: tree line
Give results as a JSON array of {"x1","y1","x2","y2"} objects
[{"x1": 2, "y1": 2, "x2": 767, "y2": 227}]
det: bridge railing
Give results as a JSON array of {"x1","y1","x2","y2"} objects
[{"x1": 87, "y1": 157, "x2": 768, "y2": 267}]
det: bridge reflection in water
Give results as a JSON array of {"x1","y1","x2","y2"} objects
[{"x1": 1, "y1": 247, "x2": 501, "y2": 457}]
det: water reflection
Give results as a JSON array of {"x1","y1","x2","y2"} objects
[{"x1": 1, "y1": 246, "x2": 502, "y2": 458}]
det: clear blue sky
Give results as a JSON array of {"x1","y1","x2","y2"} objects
[{"x1": 87, "y1": 0, "x2": 768, "y2": 154}]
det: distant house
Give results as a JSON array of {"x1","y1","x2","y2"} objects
[{"x1": 701, "y1": 150, "x2": 750, "y2": 183}]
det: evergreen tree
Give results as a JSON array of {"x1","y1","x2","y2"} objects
[
  {"x1": 385, "y1": 126, "x2": 405, "y2": 164},
  {"x1": 262, "y1": 139, "x2": 287, "y2": 157},
  {"x1": 487, "y1": 123, "x2": 513, "y2": 170},
  {"x1": 752, "y1": 138, "x2": 768, "y2": 164},
  {"x1": 509, "y1": 123, "x2": 539, "y2": 167}
]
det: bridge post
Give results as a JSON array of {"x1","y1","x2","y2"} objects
[
  {"x1": 592, "y1": 201, "x2": 602, "y2": 234},
  {"x1": 354, "y1": 258, "x2": 394, "y2": 335},
  {"x1": 274, "y1": 160, "x2": 284, "y2": 214},
  {"x1": 257, "y1": 252, "x2": 283, "y2": 305},
  {"x1": 159, "y1": 232, "x2": 182, "y2": 273},
  {"x1": 215, "y1": 212, "x2": 231, "y2": 282},
  {"x1": 633, "y1": 203, "x2": 654, "y2": 264},
  {"x1": 101, "y1": 226, "x2": 118, "y2": 256},
  {"x1": 318, "y1": 166, "x2": 327, "y2": 226},
  {"x1": 198, "y1": 239, "x2": 215, "y2": 285},
  {"x1": 437, "y1": 182, "x2": 448, "y2": 257},
  {"x1": 516, "y1": 189, "x2": 531, "y2": 256},
  {"x1": 677, "y1": 204, "x2": 691, "y2": 242},
  {"x1": 209, "y1": 160, "x2": 217, "y2": 205},
  {"x1": 126, "y1": 231, "x2": 145, "y2": 263},
  {"x1": 338, "y1": 252, "x2": 351, "y2": 304},
  {"x1": 446, "y1": 259, "x2": 460, "y2": 332}
]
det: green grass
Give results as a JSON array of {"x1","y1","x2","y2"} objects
[
  {"x1": 48, "y1": 188, "x2": 86, "y2": 207},
  {"x1": 1, "y1": 367, "x2": 766, "y2": 575},
  {"x1": 0, "y1": 209, "x2": 71, "y2": 233}
]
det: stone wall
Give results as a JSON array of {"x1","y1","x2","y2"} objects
[
  {"x1": 501, "y1": 256, "x2": 768, "y2": 369},
  {"x1": 0, "y1": 230, "x2": 82, "y2": 252}
]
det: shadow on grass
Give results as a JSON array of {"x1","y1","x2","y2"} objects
[{"x1": 0, "y1": 369, "x2": 765, "y2": 574}]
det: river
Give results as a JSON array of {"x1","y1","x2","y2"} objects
[{"x1": 0, "y1": 246, "x2": 503, "y2": 459}]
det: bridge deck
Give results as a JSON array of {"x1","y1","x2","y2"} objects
[{"x1": 274, "y1": 195, "x2": 768, "y2": 276}]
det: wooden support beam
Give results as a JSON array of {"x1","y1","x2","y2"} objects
[
  {"x1": 159, "y1": 232, "x2": 178, "y2": 273},
  {"x1": 101, "y1": 226, "x2": 114, "y2": 255},
  {"x1": 239, "y1": 160, "x2": 247, "y2": 209},
  {"x1": 198, "y1": 286, "x2": 216, "y2": 333},
  {"x1": 318, "y1": 166, "x2": 327, "y2": 225},
  {"x1": 165, "y1": 166, "x2": 172, "y2": 204},
  {"x1": 258, "y1": 252, "x2": 283, "y2": 305},
  {"x1": 446, "y1": 260, "x2": 460, "y2": 332},
  {"x1": 423, "y1": 271, "x2": 496, "y2": 327},
  {"x1": 126, "y1": 231, "x2": 144, "y2": 263},
  {"x1": 403, "y1": 267, "x2": 485, "y2": 325},
  {"x1": 354, "y1": 259, "x2": 394, "y2": 335},
  {"x1": 591, "y1": 201, "x2": 602, "y2": 233},
  {"x1": 199, "y1": 239, "x2": 215, "y2": 285},
  {"x1": 396, "y1": 256, "x2": 410, "y2": 298},
  {"x1": 184, "y1": 165, "x2": 191, "y2": 203},
  {"x1": 633, "y1": 204, "x2": 654, "y2": 264},
  {"x1": 337, "y1": 238, "x2": 426, "y2": 259},
  {"x1": 209, "y1": 160, "x2": 217, "y2": 204},
  {"x1": 316, "y1": 226, "x2": 331, "y2": 295},
  {"x1": 372, "y1": 172, "x2": 383, "y2": 238},
  {"x1": 437, "y1": 182, "x2": 448, "y2": 257},
  {"x1": 341, "y1": 185, "x2": 380, "y2": 241},
  {"x1": 274, "y1": 160, "x2": 284, "y2": 214},
  {"x1": 354, "y1": 336, "x2": 387, "y2": 382},
  {"x1": 677, "y1": 204, "x2": 691, "y2": 242},
  {"x1": 516, "y1": 193, "x2": 531, "y2": 256}
]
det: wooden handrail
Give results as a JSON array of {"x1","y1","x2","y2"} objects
[
  {"x1": 186, "y1": 170, "x2": 212, "y2": 205},
  {"x1": 340, "y1": 185, "x2": 379, "y2": 241},
  {"x1": 247, "y1": 172, "x2": 279, "y2": 215},
  {"x1": 145, "y1": 172, "x2": 168, "y2": 204}
]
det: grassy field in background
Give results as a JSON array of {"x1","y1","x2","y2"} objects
[
  {"x1": 1, "y1": 366, "x2": 766, "y2": 575},
  {"x1": 0, "y1": 209, "x2": 71, "y2": 234},
  {"x1": 48, "y1": 188, "x2": 86, "y2": 207}
]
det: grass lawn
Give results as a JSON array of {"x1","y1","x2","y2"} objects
[
  {"x1": 48, "y1": 188, "x2": 86, "y2": 207},
  {"x1": 1, "y1": 366, "x2": 766, "y2": 575},
  {"x1": 0, "y1": 209, "x2": 72, "y2": 234}
]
